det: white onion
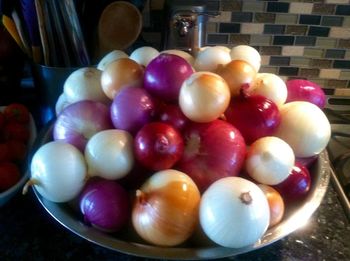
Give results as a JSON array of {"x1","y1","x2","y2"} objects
[
  {"x1": 274, "y1": 101, "x2": 331, "y2": 157},
  {"x1": 200, "y1": 177, "x2": 270, "y2": 248},
  {"x1": 130, "y1": 46, "x2": 159, "y2": 67},
  {"x1": 194, "y1": 46, "x2": 231, "y2": 72},
  {"x1": 85, "y1": 129, "x2": 134, "y2": 180},
  {"x1": 230, "y1": 45, "x2": 261, "y2": 72},
  {"x1": 55, "y1": 93, "x2": 71, "y2": 116},
  {"x1": 161, "y1": 49, "x2": 195, "y2": 66},
  {"x1": 249, "y1": 73, "x2": 287, "y2": 108},
  {"x1": 245, "y1": 136, "x2": 295, "y2": 185},
  {"x1": 63, "y1": 67, "x2": 110, "y2": 104},
  {"x1": 97, "y1": 50, "x2": 129, "y2": 71},
  {"x1": 26, "y1": 141, "x2": 87, "y2": 202}
]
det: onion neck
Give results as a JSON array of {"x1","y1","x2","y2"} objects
[
  {"x1": 239, "y1": 191, "x2": 252, "y2": 205},
  {"x1": 184, "y1": 133, "x2": 201, "y2": 158},
  {"x1": 136, "y1": 189, "x2": 147, "y2": 204}
]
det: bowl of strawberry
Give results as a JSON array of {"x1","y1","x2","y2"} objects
[{"x1": 0, "y1": 103, "x2": 37, "y2": 206}]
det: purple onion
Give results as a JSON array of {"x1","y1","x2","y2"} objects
[
  {"x1": 110, "y1": 87, "x2": 156, "y2": 135},
  {"x1": 79, "y1": 178, "x2": 130, "y2": 232},
  {"x1": 286, "y1": 79, "x2": 326, "y2": 109},
  {"x1": 53, "y1": 100, "x2": 113, "y2": 151},
  {"x1": 144, "y1": 53, "x2": 194, "y2": 103},
  {"x1": 225, "y1": 92, "x2": 281, "y2": 145}
]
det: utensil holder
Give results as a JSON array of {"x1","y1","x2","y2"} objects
[{"x1": 31, "y1": 64, "x2": 77, "y2": 125}]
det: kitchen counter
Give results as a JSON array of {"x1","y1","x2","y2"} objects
[{"x1": 1, "y1": 180, "x2": 349, "y2": 260}]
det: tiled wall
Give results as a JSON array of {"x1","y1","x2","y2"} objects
[{"x1": 145, "y1": 0, "x2": 350, "y2": 91}]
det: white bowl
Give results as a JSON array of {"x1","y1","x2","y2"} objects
[{"x1": 0, "y1": 109, "x2": 37, "y2": 207}]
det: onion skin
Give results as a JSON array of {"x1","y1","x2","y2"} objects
[
  {"x1": 110, "y1": 86, "x2": 156, "y2": 135},
  {"x1": 157, "y1": 103, "x2": 190, "y2": 132},
  {"x1": 101, "y1": 58, "x2": 144, "y2": 100},
  {"x1": 248, "y1": 73, "x2": 287, "y2": 108},
  {"x1": 258, "y1": 184, "x2": 285, "y2": 227},
  {"x1": 245, "y1": 136, "x2": 295, "y2": 185},
  {"x1": 179, "y1": 72, "x2": 231, "y2": 123},
  {"x1": 132, "y1": 169, "x2": 200, "y2": 246},
  {"x1": 134, "y1": 122, "x2": 184, "y2": 171},
  {"x1": 29, "y1": 141, "x2": 87, "y2": 203},
  {"x1": 199, "y1": 177, "x2": 270, "y2": 248},
  {"x1": 216, "y1": 59, "x2": 256, "y2": 96},
  {"x1": 85, "y1": 129, "x2": 134, "y2": 180},
  {"x1": 53, "y1": 100, "x2": 113, "y2": 152},
  {"x1": 144, "y1": 53, "x2": 194, "y2": 103},
  {"x1": 230, "y1": 45, "x2": 261, "y2": 73},
  {"x1": 286, "y1": 79, "x2": 326, "y2": 109},
  {"x1": 273, "y1": 162, "x2": 311, "y2": 204},
  {"x1": 274, "y1": 101, "x2": 331, "y2": 157},
  {"x1": 225, "y1": 92, "x2": 281, "y2": 145},
  {"x1": 176, "y1": 119, "x2": 246, "y2": 192},
  {"x1": 79, "y1": 178, "x2": 130, "y2": 232}
]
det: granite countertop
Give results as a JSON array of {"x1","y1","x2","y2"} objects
[{"x1": 1, "y1": 180, "x2": 349, "y2": 260}]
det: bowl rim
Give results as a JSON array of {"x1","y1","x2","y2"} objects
[{"x1": 31, "y1": 123, "x2": 331, "y2": 260}]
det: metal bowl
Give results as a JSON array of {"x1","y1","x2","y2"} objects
[{"x1": 31, "y1": 123, "x2": 330, "y2": 260}]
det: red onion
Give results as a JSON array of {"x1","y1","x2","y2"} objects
[
  {"x1": 134, "y1": 122, "x2": 184, "y2": 171},
  {"x1": 53, "y1": 100, "x2": 113, "y2": 151},
  {"x1": 225, "y1": 91, "x2": 281, "y2": 144},
  {"x1": 273, "y1": 162, "x2": 311, "y2": 204},
  {"x1": 286, "y1": 79, "x2": 326, "y2": 109},
  {"x1": 157, "y1": 103, "x2": 190, "y2": 132},
  {"x1": 176, "y1": 119, "x2": 246, "y2": 192},
  {"x1": 79, "y1": 178, "x2": 130, "y2": 232},
  {"x1": 143, "y1": 53, "x2": 194, "y2": 103},
  {"x1": 110, "y1": 86, "x2": 156, "y2": 135}
]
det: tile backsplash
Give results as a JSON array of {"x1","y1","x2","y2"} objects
[{"x1": 145, "y1": 0, "x2": 350, "y2": 91}]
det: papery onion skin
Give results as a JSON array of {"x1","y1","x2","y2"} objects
[
  {"x1": 110, "y1": 86, "x2": 156, "y2": 135},
  {"x1": 194, "y1": 46, "x2": 231, "y2": 72},
  {"x1": 248, "y1": 73, "x2": 287, "y2": 108},
  {"x1": 216, "y1": 60, "x2": 256, "y2": 97},
  {"x1": 63, "y1": 67, "x2": 110, "y2": 105},
  {"x1": 132, "y1": 169, "x2": 200, "y2": 246},
  {"x1": 85, "y1": 129, "x2": 134, "y2": 180},
  {"x1": 144, "y1": 53, "x2": 194, "y2": 103},
  {"x1": 179, "y1": 71, "x2": 231, "y2": 123},
  {"x1": 258, "y1": 184, "x2": 285, "y2": 228},
  {"x1": 274, "y1": 101, "x2": 331, "y2": 158},
  {"x1": 245, "y1": 136, "x2": 295, "y2": 185},
  {"x1": 134, "y1": 122, "x2": 184, "y2": 171},
  {"x1": 97, "y1": 50, "x2": 129, "y2": 71},
  {"x1": 101, "y1": 58, "x2": 144, "y2": 100},
  {"x1": 30, "y1": 141, "x2": 87, "y2": 203},
  {"x1": 157, "y1": 103, "x2": 190, "y2": 132},
  {"x1": 176, "y1": 119, "x2": 246, "y2": 192},
  {"x1": 273, "y1": 162, "x2": 311, "y2": 204},
  {"x1": 224, "y1": 92, "x2": 281, "y2": 145},
  {"x1": 130, "y1": 46, "x2": 159, "y2": 67},
  {"x1": 53, "y1": 100, "x2": 113, "y2": 152},
  {"x1": 286, "y1": 79, "x2": 326, "y2": 109},
  {"x1": 230, "y1": 45, "x2": 261, "y2": 73},
  {"x1": 200, "y1": 177, "x2": 270, "y2": 248},
  {"x1": 79, "y1": 178, "x2": 130, "y2": 233}
]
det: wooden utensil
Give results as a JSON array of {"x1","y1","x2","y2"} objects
[{"x1": 97, "y1": 1, "x2": 142, "y2": 58}]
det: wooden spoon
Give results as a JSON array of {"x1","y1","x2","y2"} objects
[{"x1": 97, "y1": 1, "x2": 142, "y2": 58}]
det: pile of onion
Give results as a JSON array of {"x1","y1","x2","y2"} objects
[{"x1": 26, "y1": 44, "x2": 332, "y2": 252}]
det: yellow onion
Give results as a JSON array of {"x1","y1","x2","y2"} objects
[
  {"x1": 216, "y1": 59, "x2": 256, "y2": 97},
  {"x1": 132, "y1": 169, "x2": 200, "y2": 246},
  {"x1": 101, "y1": 58, "x2": 144, "y2": 100},
  {"x1": 179, "y1": 71, "x2": 230, "y2": 123}
]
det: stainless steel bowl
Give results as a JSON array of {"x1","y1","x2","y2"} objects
[{"x1": 31, "y1": 123, "x2": 330, "y2": 260}]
